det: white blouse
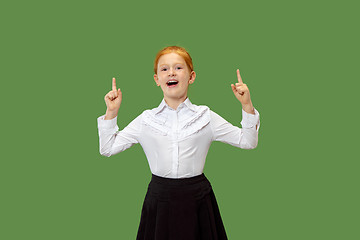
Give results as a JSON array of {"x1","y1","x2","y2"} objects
[{"x1": 97, "y1": 98, "x2": 260, "y2": 178}]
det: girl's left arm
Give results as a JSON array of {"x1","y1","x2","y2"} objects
[
  {"x1": 209, "y1": 109, "x2": 260, "y2": 149},
  {"x1": 231, "y1": 69, "x2": 256, "y2": 117},
  {"x1": 209, "y1": 69, "x2": 260, "y2": 149}
]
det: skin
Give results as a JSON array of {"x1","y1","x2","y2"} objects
[
  {"x1": 153, "y1": 52, "x2": 196, "y2": 110},
  {"x1": 104, "y1": 77, "x2": 122, "y2": 120},
  {"x1": 231, "y1": 69, "x2": 255, "y2": 114},
  {"x1": 104, "y1": 53, "x2": 255, "y2": 120}
]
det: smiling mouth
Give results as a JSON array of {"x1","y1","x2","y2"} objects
[{"x1": 166, "y1": 80, "x2": 179, "y2": 87}]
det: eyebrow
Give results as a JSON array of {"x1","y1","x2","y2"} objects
[{"x1": 159, "y1": 63, "x2": 184, "y2": 67}]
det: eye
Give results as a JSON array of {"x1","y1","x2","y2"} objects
[
  {"x1": 161, "y1": 68, "x2": 167, "y2": 71},
  {"x1": 176, "y1": 67, "x2": 182, "y2": 70}
]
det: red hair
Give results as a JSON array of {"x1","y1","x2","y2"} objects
[{"x1": 154, "y1": 46, "x2": 194, "y2": 74}]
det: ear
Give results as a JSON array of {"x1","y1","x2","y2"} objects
[
  {"x1": 189, "y1": 71, "x2": 196, "y2": 84},
  {"x1": 154, "y1": 74, "x2": 160, "y2": 86}
]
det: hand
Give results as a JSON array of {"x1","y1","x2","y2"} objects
[
  {"x1": 231, "y1": 69, "x2": 254, "y2": 113},
  {"x1": 104, "y1": 77, "x2": 122, "y2": 112}
]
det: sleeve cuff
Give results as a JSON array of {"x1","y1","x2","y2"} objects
[
  {"x1": 241, "y1": 108, "x2": 260, "y2": 130},
  {"x1": 97, "y1": 114, "x2": 119, "y2": 130}
]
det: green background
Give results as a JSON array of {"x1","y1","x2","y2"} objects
[{"x1": 1, "y1": 0, "x2": 358, "y2": 239}]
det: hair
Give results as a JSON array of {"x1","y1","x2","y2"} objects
[{"x1": 154, "y1": 46, "x2": 194, "y2": 74}]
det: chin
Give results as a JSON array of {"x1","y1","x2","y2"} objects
[{"x1": 165, "y1": 92, "x2": 187, "y2": 99}]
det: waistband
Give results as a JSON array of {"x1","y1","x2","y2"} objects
[{"x1": 151, "y1": 173, "x2": 208, "y2": 186}]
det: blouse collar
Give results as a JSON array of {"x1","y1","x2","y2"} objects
[{"x1": 154, "y1": 97, "x2": 196, "y2": 115}]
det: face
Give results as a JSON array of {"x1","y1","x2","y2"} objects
[{"x1": 154, "y1": 52, "x2": 196, "y2": 100}]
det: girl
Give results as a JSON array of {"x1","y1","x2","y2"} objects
[{"x1": 97, "y1": 46, "x2": 260, "y2": 240}]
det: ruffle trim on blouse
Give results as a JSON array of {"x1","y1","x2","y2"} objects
[
  {"x1": 178, "y1": 106, "x2": 210, "y2": 140},
  {"x1": 142, "y1": 106, "x2": 211, "y2": 139},
  {"x1": 142, "y1": 110, "x2": 168, "y2": 136}
]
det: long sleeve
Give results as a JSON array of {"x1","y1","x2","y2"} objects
[
  {"x1": 97, "y1": 114, "x2": 142, "y2": 157},
  {"x1": 209, "y1": 108, "x2": 260, "y2": 149}
]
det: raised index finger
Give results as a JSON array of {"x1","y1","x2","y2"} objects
[
  {"x1": 237, "y1": 69, "x2": 243, "y2": 84},
  {"x1": 112, "y1": 77, "x2": 117, "y2": 91}
]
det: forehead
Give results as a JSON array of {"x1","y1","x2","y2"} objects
[{"x1": 158, "y1": 52, "x2": 186, "y2": 66}]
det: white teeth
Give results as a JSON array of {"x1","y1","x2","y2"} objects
[{"x1": 167, "y1": 80, "x2": 178, "y2": 86}]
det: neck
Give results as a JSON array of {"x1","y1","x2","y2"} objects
[{"x1": 164, "y1": 95, "x2": 188, "y2": 110}]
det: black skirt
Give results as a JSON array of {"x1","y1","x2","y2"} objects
[{"x1": 136, "y1": 173, "x2": 228, "y2": 240}]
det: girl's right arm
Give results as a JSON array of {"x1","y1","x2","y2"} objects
[
  {"x1": 97, "y1": 114, "x2": 141, "y2": 157},
  {"x1": 97, "y1": 77, "x2": 141, "y2": 157},
  {"x1": 104, "y1": 77, "x2": 122, "y2": 120}
]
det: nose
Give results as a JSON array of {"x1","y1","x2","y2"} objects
[{"x1": 168, "y1": 68, "x2": 176, "y2": 76}]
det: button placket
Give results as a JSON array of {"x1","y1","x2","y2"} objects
[{"x1": 171, "y1": 110, "x2": 179, "y2": 178}]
